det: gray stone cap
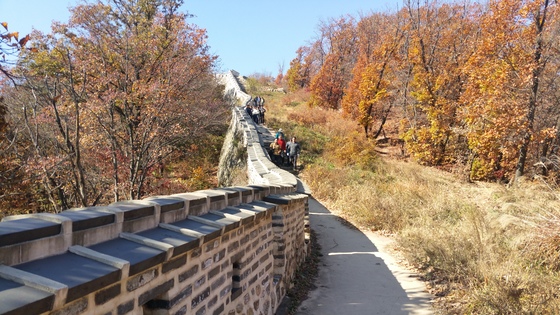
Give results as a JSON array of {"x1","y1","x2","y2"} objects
[
  {"x1": 108, "y1": 201, "x2": 155, "y2": 221},
  {"x1": 137, "y1": 227, "x2": 199, "y2": 257},
  {"x1": 193, "y1": 189, "x2": 227, "y2": 203},
  {"x1": 0, "y1": 276, "x2": 54, "y2": 315},
  {"x1": 230, "y1": 185, "x2": 259, "y2": 196},
  {"x1": 57, "y1": 207, "x2": 116, "y2": 232},
  {"x1": 14, "y1": 252, "x2": 121, "y2": 303},
  {"x1": 143, "y1": 196, "x2": 186, "y2": 213},
  {"x1": 88, "y1": 237, "x2": 166, "y2": 277},
  {"x1": 198, "y1": 212, "x2": 240, "y2": 232},
  {"x1": 264, "y1": 194, "x2": 292, "y2": 205},
  {"x1": 169, "y1": 192, "x2": 208, "y2": 206},
  {"x1": 0, "y1": 217, "x2": 62, "y2": 247},
  {"x1": 212, "y1": 187, "x2": 242, "y2": 198},
  {"x1": 167, "y1": 217, "x2": 222, "y2": 244},
  {"x1": 215, "y1": 207, "x2": 256, "y2": 224},
  {"x1": 264, "y1": 193, "x2": 309, "y2": 206},
  {"x1": 248, "y1": 184, "x2": 271, "y2": 195},
  {"x1": 236, "y1": 200, "x2": 277, "y2": 217}
]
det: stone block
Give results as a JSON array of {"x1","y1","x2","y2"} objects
[
  {"x1": 207, "y1": 265, "x2": 221, "y2": 280},
  {"x1": 127, "y1": 269, "x2": 158, "y2": 292},
  {"x1": 137, "y1": 279, "x2": 174, "y2": 306},
  {"x1": 162, "y1": 255, "x2": 187, "y2": 274},
  {"x1": 49, "y1": 297, "x2": 87, "y2": 315},
  {"x1": 95, "y1": 283, "x2": 121, "y2": 305},
  {"x1": 191, "y1": 287, "x2": 210, "y2": 308},
  {"x1": 117, "y1": 299, "x2": 134, "y2": 315},
  {"x1": 178, "y1": 265, "x2": 199, "y2": 283}
]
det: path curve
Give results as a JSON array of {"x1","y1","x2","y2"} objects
[
  {"x1": 254, "y1": 122, "x2": 433, "y2": 314},
  {"x1": 295, "y1": 198, "x2": 434, "y2": 315}
]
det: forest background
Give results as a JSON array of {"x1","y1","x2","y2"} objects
[
  {"x1": 3, "y1": 0, "x2": 560, "y2": 313},
  {"x1": 0, "y1": 0, "x2": 231, "y2": 215}
]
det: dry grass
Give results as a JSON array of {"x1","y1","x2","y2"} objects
[{"x1": 263, "y1": 87, "x2": 560, "y2": 314}]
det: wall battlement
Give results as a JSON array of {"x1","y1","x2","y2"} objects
[{"x1": 0, "y1": 71, "x2": 309, "y2": 315}]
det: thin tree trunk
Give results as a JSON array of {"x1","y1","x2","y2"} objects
[{"x1": 514, "y1": 0, "x2": 548, "y2": 180}]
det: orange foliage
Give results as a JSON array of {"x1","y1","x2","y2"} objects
[
  {"x1": 1, "y1": 0, "x2": 226, "y2": 211},
  {"x1": 292, "y1": 0, "x2": 560, "y2": 182},
  {"x1": 308, "y1": 16, "x2": 358, "y2": 110}
]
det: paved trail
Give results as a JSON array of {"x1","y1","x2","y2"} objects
[
  {"x1": 256, "y1": 123, "x2": 433, "y2": 314},
  {"x1": 295, "y1": 198, "x2": 433, "y2": 315}
]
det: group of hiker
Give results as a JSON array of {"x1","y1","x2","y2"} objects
[
  {"x1": 269, "y1": 128, "x2": 301, "y2": 171},
  {"x1": 245, "y1": 96, "x2": 302, "y2": 171},
  {"x1": 245, "y1": 96, "x2": 266, "y2": 125}
]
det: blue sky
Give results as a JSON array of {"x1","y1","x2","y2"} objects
[{"x1": 1, "y1": 0, "x2": 402, "y2": 76}]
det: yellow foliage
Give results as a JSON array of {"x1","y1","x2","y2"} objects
[{"x1": 325, "y1": 131, "x2": 378, "y2": 171}]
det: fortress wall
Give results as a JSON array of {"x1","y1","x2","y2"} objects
[{"x1": 0, "y1": 70, "x2": 309, "y2": 315}]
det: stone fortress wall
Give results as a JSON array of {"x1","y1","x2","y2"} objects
[{"x1": 0, "y1": 70, "x2": 309, "y2": 315}]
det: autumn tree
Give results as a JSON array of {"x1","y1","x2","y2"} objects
[
  {"x1": 514, "y1": 0, "x2": 555, "y2": 180},
  {"x1": 5, "y1": 0, "x2": 225, "y2": 210},
  {"x1": 341, "y1": 12, "x2": 405, "y2": 138},
  {"x1": 308, "y1": 16, "x2": 358, "y2": 109},
  {"x1": 399, "y1": 1, "x2": 478, "y2": 166},
  {"x1": 286, "y1": 46, "x2": 311, "y2": 91},
  {"x1": 0, "y1": 22, "x2": 31, "y2": 213},
  {"x1": 460, "y1": 0, "x2": 558, "y2": 181},
  {"x1": 286, "y1": 38, "x2": 328, "y2": 93}
]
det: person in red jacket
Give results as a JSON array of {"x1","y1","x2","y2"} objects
[{"x1": 277, "y1": 134, "x2": 287, "y2": 165}]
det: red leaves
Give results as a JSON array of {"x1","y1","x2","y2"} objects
[
  {"x1": 0, "y1": 21, "x2": 29, "y2": 49},
  {"x1": 19, "y1": 34, "x2": 30, "y2": 47}
]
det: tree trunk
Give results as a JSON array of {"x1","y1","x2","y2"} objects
[{"x1": 514, "y1": 1, "x2": 548, "y2": 180}]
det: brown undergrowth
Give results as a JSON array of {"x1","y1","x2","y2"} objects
[{"x1": 263, "y1": 88, "x2": 560, "y2": 314}]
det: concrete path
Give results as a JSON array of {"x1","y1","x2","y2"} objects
[{"x1": 295, "y1": 198, "x2": 434, "y2": 315}]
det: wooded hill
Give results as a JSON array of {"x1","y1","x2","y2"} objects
[
  {"x1": 285, "y1": 0, "x2": 560, "y2": 183},
  {"x1": 0, "y1": 0, "x2": 230, "y2": 215}
]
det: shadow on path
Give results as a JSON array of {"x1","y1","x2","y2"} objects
[{"x1": 296, "y1": 198, "x2": 433, "y2": 315}]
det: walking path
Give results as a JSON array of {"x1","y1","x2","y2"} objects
[
  {"x1": 255, "y1": 123, "x2": 433, "y2": 314},
  {"x1": 295, "y1": 198, "x2": 433, "y2": 315}
]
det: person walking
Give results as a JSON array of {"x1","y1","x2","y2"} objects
[
  {"x1": 269, "y1": 138, "x2": 281, "y2": 165},
  {"x1": 277, "y1": 134, "x2": 287, "y2": 165},
  {"x1": 259, "y1": 104, "x2": 266, "y2": 124},
  {"x1": 245, "y1": 103, "x2": 252, "y2": 117},
  {"x1": 251, "y1": 106, "x2": 260, "y2": 124},
  {"x1": 286, "y1": 136, "x2": 301, "y2": 171}
]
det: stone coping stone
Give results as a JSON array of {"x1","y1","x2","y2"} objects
[
  {"x1": 169, "y1": 193, "x2": 207, "y2": 206},
  {"x1": 15, "y1": 252, "x2": 121, "y2": 303},
  {"x1": 212, "y1": 188, "x2": 242, "y2": 206},
  {"x1": 247, "y1": 184, "x2": 270, "y2": 193},
  {"x1": 219, "y1": 207, "x2": 257, "y2": 224},
  {"x1": 169, "y1": 219, "x2": 221, "y2": 244},
  {"x1": 212, "y1": 188, "x2": 240, "y2": 198},
  {"x1": 0, "y1": 277, "x2": 54, "y2": 315},
  {"x1": 89, "y1": 238, "x2": 166, "y2": 276},
  {"x1": 0, "y1": 218, "x2": 61, "y2": 247},
  {"x1": 198, "y1": 213, "x2": 239, "y2": 232},
  {"x1": 137, "y1": 228, "x2": 199, "y2": 257},
  {"x1": 144, "y1": 197, "x2": 185, "y2": 213},
  {"x1": 235, "y1": 201, "x2": 276, "y2": 217},
  {"x1": 229, "y1": 186, "x2": 255, "y2": 197},
  {"x1": 109, "y1": 202, "x2": 155, "y2": 221},
  {"x1": 57, "y1": 208, "x2": 115, "y2": 232},
  {"x1": 220, "y1": 186, "x2": 253, "y2": 196},
  {"x1": 194, "y1": 190, "x2": 226, "y2": 203},
  {"x1": 263, "y1": 194, "x2": 292, "y2": 205}
]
